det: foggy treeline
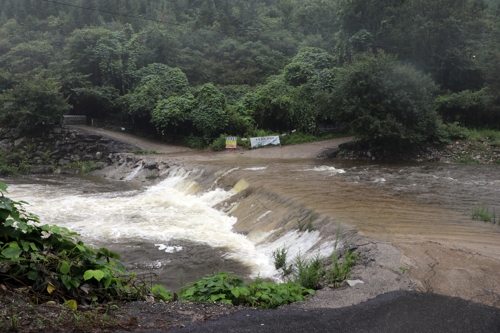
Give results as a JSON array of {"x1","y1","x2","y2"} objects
[{"x1": 0, "y1": 0, "x2": 499, "y2": 148}]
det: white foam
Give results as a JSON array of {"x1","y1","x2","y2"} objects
[
  {"x1": 244, "y1": 167, "x2": 268, "y2": 171},
  {"x1": 305, "y1": 166, "x2": 346, "y2": 174},
  {"x1": 155, "y1": 244, "x2": 183, "y2": 253},
  {"x1": 8, "y1": 174, "x2": 275, "y2": 278}
]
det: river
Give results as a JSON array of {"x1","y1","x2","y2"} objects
[{"x1": 4, "y1": 157, "x2": 500, "y2": 305}]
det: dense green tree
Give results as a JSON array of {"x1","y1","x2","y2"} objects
[
  {"x1": 334, "y1": 0, "x2": 488, "y2": 92},
  {"x1": 120, "y1": 63, "x2": 190, "y2": 123},
  {"x1": 330, "y1": 52, "x2": 439, "y2": 148},
  {"x1": 191, "y1": 83, "x2": 227, "y2": 139},
  {"x1": 0, "y1": 75, "x2": 72, "y2": 130},
  {"x1": 151, "y1": 94, "x2": 195, "y2": 136},
  {"x1": 0, "y1": 40, "x2": 54, "y2": 73},
  {"x1": 283, "y1": 47, "x2": 336, "y2": 86}
]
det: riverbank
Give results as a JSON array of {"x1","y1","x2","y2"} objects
[
  {"x1": 335, "y1": 138, "x2": 500, "y2": 164},
  {"x1": 2, "y1": 126, "x2": 500, "y2": 332}
]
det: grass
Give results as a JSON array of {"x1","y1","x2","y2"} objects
[
  {"x1": 297, "y1": 215, "x2": 314, "y2": 232},
  {"x1": 293, "y1": 253, "x2": 325, "y2": 290},
  {"x1": 466, "y1": 129, "x2": 500, "y2": 141},
  {"x1": 272, "y1": 247, "x2": 288, "y2": 270},
  {"x1": 272, "y1": 240, "x2": 359, "y2": 290},
  {"x1": 471, "y1": 204, "x2": 497, "y2": 223},
  {"x1": 452, "y1": 154, "x2": 481, "y2": 164},
  {"x1": 327, "y1": 248, "x2": 359, "y2": 288},
  {"x1": 272, "y1": 246, "x2": 293, "y2": 276}
]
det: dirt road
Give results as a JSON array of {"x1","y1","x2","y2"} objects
[{"x1": 68, "y1": 125, "x2": 353, "y2": 159}]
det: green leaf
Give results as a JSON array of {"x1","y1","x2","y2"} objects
[
  {"x1": 4, "y1": 218, "x2": 15, "y2": 227},
  {"x1": 61, "y1": 275, "x2": 72, "y2": 290},
  {"x1": 27, "y1": 271, "x2": 37, "y2": 280},
  {"x1": 20, "y1": 240, "x2": 30, "y2": 252},
  {"x1": 70, "y1": 278, "x2": 80, "y2": 289},
  {"x1": 83, "y1": 270, "x2": 95, "y2": 280},
  {"x1": 231, "y1": 289, "x2": 240, "y2": 298},
  {"x1": 2, "y1": 247, "x2": 23, "y2": 259},
  {"x1": 84, "y1": 269, "x2": 105, "y2": 281},
  {"x1": 75, "y1": 245, "x2": 86, "y2": 252},
  {"x1": 8, "y1": 242, "x2": 20, "y2": 249},
  {"x1": 0, "y1": 182, "x2": 8, "y2": 192},
  {"x1": 103, "y1": 274, "x2": 112, "y2": 288},
  {"x1": 60, "y1": 261, "x2": 70, "y2": 275}
]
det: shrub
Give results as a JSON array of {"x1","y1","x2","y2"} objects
[
  {"x1": 293, "y1": 253, "x2": 325, "y2": 290},
  {"x1": 471, "y1": 204, "x2": 496, "y2": 223},
  {"x1": 327, "y1": 249, "x2": 359, "y2": 288},
  {"x1": 180, "y1": 272, "x2": 314, "y2": 309},
  {"x1": 437, "y1": 122, "x2": 470, "y2": 143},
  {"x1": 210, "y1": 135, "x2": 227, "y2": 151},
  {"x1": 330, "y1": 51, "x2": 439, "y2": 149}
]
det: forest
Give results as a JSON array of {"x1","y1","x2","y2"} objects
[{"x1": 0, "y1": 0, "x2": 500, "y2": 149}]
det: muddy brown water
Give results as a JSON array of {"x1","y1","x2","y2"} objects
[
  {"x1": 198, "y1": 157, "x2": 500, "y2": 307},
  {"x1": 5, "y1": 157, "x2": 500, "y2": 306}
]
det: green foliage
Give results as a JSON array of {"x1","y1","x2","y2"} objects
[
  {"x1": 293, "y1": 253, "x2": 324, "y2": 290},
  {"x1": 0, "y1": 40, "x2": 54, "y2": 73},
  {"x1": 0, "y1": 75, "x2": 72, "y2": 131},
  {"x1": 436, "y1": 89, "x2": 500, "y2": 128},
  {"x1": 121, "y1": 63, "x2": 190, "y2": 120},
  {"x1": 471, "y1": 204, "x2": 496, "y2": 223},
  {"x1": 284, "y1": 47, "x2": 337, "y2": 87},
  {"x1": 210, "y1": 135, "x2": 228, "y2": 152},
  {"x1": 327, "y1": 249, "x2": 359, "y2": 288},
  {"x1": 437, "y1": 122, "x2": 470, "y2": 143},
  {"x1": 180, "y1": 272, "x2": 314, "y2": 309},
  {"x1": 184, "y1": 135, "x2": 205, "y2": 150},
  {"x1": 0, "y1": 151, "x2": 32, "y2": 176},
  {"x1": 330, "y1": 51, "x2": 439, "y2": 149},
  {"x1": 452, "y1": 154, "x2": 481, "y2": 164},
  {"x1": 191, "y1": 84, "x2": 228, "y2": 139},
  {"x1": 272, "y1": 247, "x2": 293, "y2": 277},
  {"x1": 151, "y1": 94, "x2": 194, "y2": 136},
  {"x1": 0, "y1": 0, "x2": 498, "y2": 144},
  {"x1": 335, "y1": 0, "x2": 488, "y2": 92},
  {"x1": 0, "y1": 182, "x2": 172, "y2": 305}
]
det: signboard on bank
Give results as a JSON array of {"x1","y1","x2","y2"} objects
[
  {"x1": 226, "y1": 137, "x2": 237, "y2": 149},
  {"x1": 250, "y1": 136, "x2": 280, "y2": 148}
]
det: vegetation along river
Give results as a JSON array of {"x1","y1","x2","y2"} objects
[{"x1": 5, "y1": 158, "x2": 500, "y2": 306}]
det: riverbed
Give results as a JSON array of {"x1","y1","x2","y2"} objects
[{"x1": 5, "y1": 153, "x2": 500, "y2": 307}]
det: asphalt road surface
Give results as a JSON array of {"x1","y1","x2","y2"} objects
[{"x1": 125, "y1": 291, "x2": 500, "y2": 333}]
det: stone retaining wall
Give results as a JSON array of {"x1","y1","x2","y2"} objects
[{"x1": 0, "y1": 126, "x2": 139, "y2": 174}]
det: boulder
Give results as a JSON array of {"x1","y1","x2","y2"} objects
[
  {"x1": 30, "y1": 165, "x2": 53, "y2": 174},
  {"x1": 14, "y1": 137, "x2": 25, "y2": 147},
  {"x1": 0, "y1": 139, "x2": 12, "y2": 151},
  {"x1": 144, "y1": 161, "x2": 158, "y2": 170},
  {"x1": 59, "y1": 168, "x2": 80, "y2": 175}
]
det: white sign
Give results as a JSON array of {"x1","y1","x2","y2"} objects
[{"x1": 250, "y1": 136, "x2": 280, "y2": 148}]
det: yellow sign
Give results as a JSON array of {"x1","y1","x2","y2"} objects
[{"x1": 226, "y1": 137, "x2": 237, "y2": 149}]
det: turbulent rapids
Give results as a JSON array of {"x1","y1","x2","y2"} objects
[{"x1": 6, "y1": 157, "x2": 500, "y2": 307}]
